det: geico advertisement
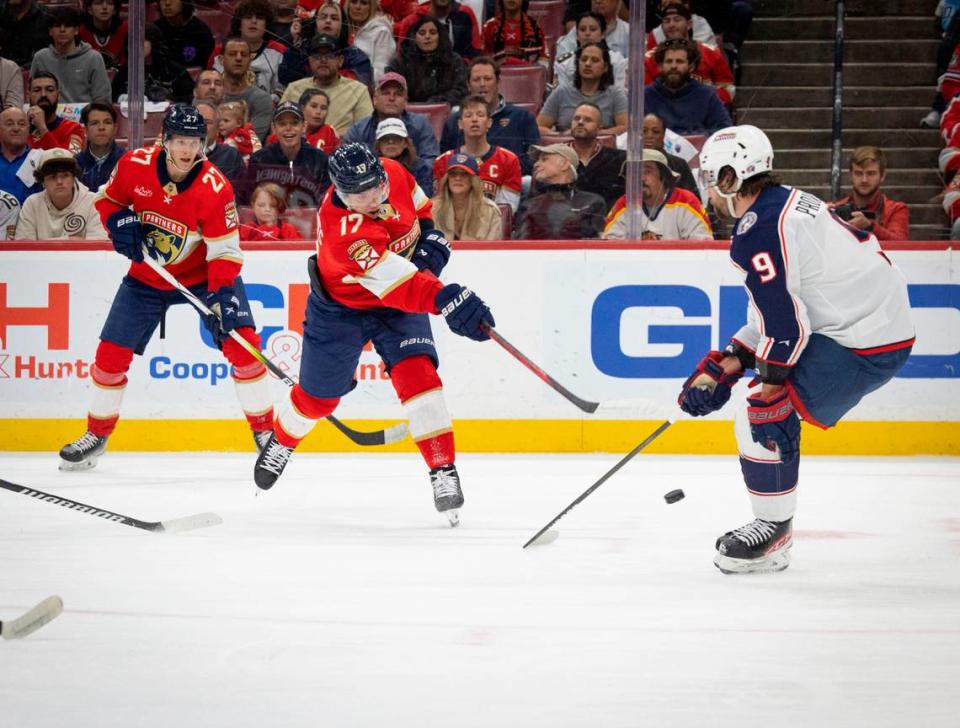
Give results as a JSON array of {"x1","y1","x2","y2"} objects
[{"x1": 0, "y1": 248, "x2": 957, "y2": 421}]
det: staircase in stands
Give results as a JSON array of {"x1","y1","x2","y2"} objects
[{"x1": 739, "y1": 0, "x2": 946, "y2": 240}]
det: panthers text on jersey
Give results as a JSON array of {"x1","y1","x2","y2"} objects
[
  {"x1": 729, "y1": 185, "x2": 914, "y2": 380},
  {"x1": 96, "y1": 145, "x2": 243, "y2": 291},
  {"x1": 316, "y1": 157, "x2": 441, "y2": 312}
]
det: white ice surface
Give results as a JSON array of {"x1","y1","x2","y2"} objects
[{"x1": 1, "y1": 452, "x2": 959, "y2": 728}]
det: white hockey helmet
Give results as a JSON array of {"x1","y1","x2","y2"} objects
[{"x1": 698, "y1": 125, "x2": 774, "y2": 216}]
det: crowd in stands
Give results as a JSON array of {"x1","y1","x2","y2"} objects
[{"x1": 0, "y1": 0, "x2": 930, "y2": 241}]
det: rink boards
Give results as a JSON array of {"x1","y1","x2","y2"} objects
[{"x1": 0, "y1": 241, "x2": 957, "y2": 454}]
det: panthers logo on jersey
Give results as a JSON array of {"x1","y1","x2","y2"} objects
[{"x1": 141, "y1": 211, "x2": 189, "y2": 264}]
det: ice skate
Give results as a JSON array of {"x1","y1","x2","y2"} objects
[
  {"x1": 714, "y1": 517, "x2": 793, "y2": 574},
  {"x1": 254, "y1": 434, "x2": 294, "y2": 490},
  {"x1": 58, "y1": 432, "x2": 108, "y2": 471},
  {"x1": 252, "y1": 429, "x2": 273, "y2": 453},
  {"x1": 430, "y1": 464, "x2": 464, "y2": 527}
]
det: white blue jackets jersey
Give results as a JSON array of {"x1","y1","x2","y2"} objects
[{"x1": 730, "y1": 186, "x2": 914, "y2": 378}]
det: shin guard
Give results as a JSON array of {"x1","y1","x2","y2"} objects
[
  {"x1": 392, "y1": 356, "x2": 455, "y2": 470},
  {"x1": 275, "y1": 385, "x2": 339, "y2": 448},
  {"x1": 735, "y1": 395, "x2": 799, "y2": 523},
  {"x1": 87, "y1": 341, "x2": 133, "y2": 437}
]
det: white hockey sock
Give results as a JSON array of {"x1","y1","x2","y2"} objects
[
  {"x1": 402, "y1": 388, "x2": 452, "y2": 441},
  {"x1": 233, "y1": 367, "x2": 273, "y2": 426},
  {"x1": 275, "y1": 391, "x2": 321, "y2": 443},
  {"x1": 89, "y1": 365, "x2": 126, "y2": 422}
]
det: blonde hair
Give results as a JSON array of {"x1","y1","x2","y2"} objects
[
  {"x1": 849, "y1": 145, "x2": 887, "y2": 174},
  {"x1": 218, "y1": 100, "x2": 248, "y2": 125},
  {"x1": 346, "y1": 0, "x2": 378, "y2": 28},
  {"x1": 251, "y1": 182, "x2": 289, "y2": 216},
  {"x1": 432, "y1": 171, "x2": 492, "y2": 240}
]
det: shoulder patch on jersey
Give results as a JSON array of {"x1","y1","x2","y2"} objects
[
  {"x1": 224, "y1": 201, "x2": 238, "y2": 229},
  {"x1": 348, "y1": 239, "x2": 380, "y2": 270},
  {"x1": 737, "y1": 211, "x2": 758, "y2": 236}
]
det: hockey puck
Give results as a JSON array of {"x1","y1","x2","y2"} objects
[{"x1": 663, "y1": 489, "x2": 685, "y2": 504}]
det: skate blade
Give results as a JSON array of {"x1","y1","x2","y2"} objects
[
  {"x1": 443, "y1": 509, "x2": 460, "y2": 527},
  {"x1": 714, "y1": 547, "x2": 791, "y2": 575},
  {"x1": 58, "y1": 457, "x2": 98, "y2": 472}
]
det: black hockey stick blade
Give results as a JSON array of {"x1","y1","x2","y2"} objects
[
  {"x1": 483, "y1": 324, "x2": 599, "y2": 413},
  {"x1": 326, "y1": 414, "x2": 408, "y2": 446},
  {"x1": 522, "y1": 419, "x2": 674, "y2": 548},
  {"x1": 0, "y1": 479, "x2": 223, "y2": 534},
  {"x1": 1, "y1": 596, "x2": 64, "y2": 640}
]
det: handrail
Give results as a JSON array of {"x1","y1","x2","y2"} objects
[{"x1": 830, "y1": 0, "x2": 847, "y2": 200}]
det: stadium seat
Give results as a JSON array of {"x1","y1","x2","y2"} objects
[
  {"x1": 407, "y1": 103, "x2": 450, "y2": 143},
  {"x1": 527, "y1": 6, "x2": 565, "y2": 44},
  {"x1": 113, "y1": 106, "x2": 166, "y2": 142},
  {"x1": 512, "y1": 100, "x2": 541, "y2": 115},
  {"x1": 528, "y1": 0, "x2": 565, "y2": 13},
  {"x1": 499, "y1": 65, "x2": 546, "y2": 106},
  {"x1": 284, "y1": 207, "x2": 319, "y2": 238},
  {"x1": 539, "y1": 133, "x2": 573, "y2": 146},
  {"x1": 496, "y1": 203, "x2": 514, "y2": 240},
  {"x1": 187, "y1": 67, "x2": 204, "y2": 81},
  {"x1": 197, "y1": 9, "x2": 234, "y2": 44},
  {"x1": 598, "y1": 134, "x2": 617, "y2": 149}
]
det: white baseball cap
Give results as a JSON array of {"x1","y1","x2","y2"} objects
[{"x1": 375, "y1": 118, "x2": 409, "y2": 141}]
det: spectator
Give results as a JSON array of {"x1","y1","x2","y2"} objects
[
  {"x1": 281, "y1": 34, "x2": 374, "y2": 135},
  {"x1": 0, "y1": 108, "x2": 41, "y2": 220},
  {"x1": 567, "y1": 102, "x2": 624, "y2": 211},
  {"x1": 280, "y1": 0, "x2": 373, "y2": 87},
  {"x1": 195, "y1": 99, "x2": 246, "y2": 193},
  {"x1": 395, "y1": 0, "x2": 482, "y2": 60},
  {"x1": 267, "y1": 0, "x2": 299, "y2": 48},
  {"x1": 268, "y1": 88, "x2": 340, "y2": 152},
  {"x1": 153, "y1": 0, "x2": 215, "y2": 69},
  {"x1": 556, "y1": 0, "x2": 630, "y2": 59},
  {"x1": 79, "y1": 0, "x2": 128, "y2": 70},
  {"x1": 30, "y1": 6, "x2": 111, "y2": 104},
  {"x1": 193, "y1": 68, "x2": 226, "y2": 105},
  {"x1": 211, "y1": 0, "x2": 286, "y2": 97},
  {"x1": 602, "y1": 148, "x2": 712, "y2": 240},
  {"x1": 75, "y1": 101, "x2": 125, "y2": 193},
  {"x1": 641, "y1": 111, "x2": 699, "y2": 198},
  {"x1": 27, "y1": 73, "x2": 86, "y2": 154},
  {"x1": 483, "y1": 0, "x2": 547, "y2": 68},
  {"x1": 342, "y1": 72, "x2": 438, "y2": 161},
  {"x1": 245, "y1": 100, "x2": 330, "y2": 207},
  {"x1": 15, "y1": 147, "x2": 107, "y2": 240},
  {"x1": 344, "y1": 0, "x2": 396, "y2": 83},
  {"x1": 0, "y1": 0, "x2": 50, "y2": 68},
  {"x1": 514, "y1": 143, "x2": 606, "y2": 239},
  {"x1": 648, "y1": 0, "x2": 717, "y2": 49},
  {"x1": 538, "y1": 42, "x2": 628, "y2": 136},
  {"x1": 644, "y1": 4, "x2": 735, "y2": 106},
  {"x1": 243, "y1": 181, "x2": 302, "y2": 240},
  {"x1": 0, "y1": 45, "x2": 24, "y2": 110},
  {"x1": 554, "y1": 12, "x2": 627, "y2": 90},
  {"x1": 221, "y1": 37, "x2": 276, "y2": 141},
  {"x1": 112, "y1": 24, "x2": 194, "y2": 103},
  {"x1": 830, "y1": 146, "x2": 910, "y2": 242},
  {"x1": 643, "y1": 39, "x2": 731, "y2": 135},
  {"x1": 218, "y1": 100, "x2": 263, "y2": 162},
  {"x1": 432, "y1": 152, "x2": 502, "y2": 240},
  {"x1": 374, "y1": 118, "x2": 435, "y2": 196},
  {"x1": 386, "y1": 16, "x2": 469, "y2": 106},
  {"x1": 434, "y1": 94, "x2": 522, "y2": 211},
  {"x1": 440, "y1": 56, "x2": 541, "y2": 175}
]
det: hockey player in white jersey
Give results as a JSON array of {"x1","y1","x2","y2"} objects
[{"x1": 676, "y1": 125, "x2": 915, "y2": 574}]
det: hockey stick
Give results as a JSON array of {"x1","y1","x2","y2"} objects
[
  {"x1": 1, "y1": 596, "x2": 63, "y2": 640},
  {"x1": 522, "y1": 419, "x2": 675, "y2": 548},
  {"x1": 142, "y1": 254, "x2": 408, "y2": 447},
  {"x1": 482, "y1": 324, "x2": 600, "y2": 414},
  {"x1": 0, "y1": 479, "x2": 222, "y2": 534}
]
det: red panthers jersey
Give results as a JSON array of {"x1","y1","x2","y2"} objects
[
  {"x1": 96, "y1": 145, "x2": 242, "y2": 291},
  {"x1": 434, "y1": 146, "x2": 522, "y2": 204},
  {"x1": 316, "y1": 157, "x2": 441, "y2": 313},
  {"x1": 29, "y1": 116, "x2": 86, "y2": 155}
]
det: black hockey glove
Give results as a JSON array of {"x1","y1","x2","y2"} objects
[
  {"x1": 413, "y1": 229, "x2": 452, "y2": 277},
  {"x1": 436, "y1": 283, "x2": 494, "y2": 342},
  {"x1": 107, "y1": 210, "x2": 150, "y2": 263},
  {"x1": 678, "y1": 351, "x2": 742, "y2": 416},
  {"x1": 746, "y1": 387, "x2": 800, "y2": 463},
  {"x1": 204, "y1": 285, "x2": 245, "y2": 347}
]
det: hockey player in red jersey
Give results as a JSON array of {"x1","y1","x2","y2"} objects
[
  {"x1": 253, "y1": 143, "x2": 496, "y2": 526},
  {"x1": 59, "y1": 104, "x2": 275, "y2": 470}
]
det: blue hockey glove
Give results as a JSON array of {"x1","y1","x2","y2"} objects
[
  {"x1": 203, "y1": 286, "x2": 245, "y2": 346},
  {"x1": 106, "y1": 210, "x2": 148, "y2": 263},
  {"x1": 678, "y1": 351, "x2": 743, "y2": 416},
  {"x1": 413, "y1": 229, "x2": 452, "y2": 276},
  {"x1": 746, "y1": 387, "x2": 801, "y2": 463},
  {"x1": 436, "y1": 283, "x2": 494, "y2": 342}
]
